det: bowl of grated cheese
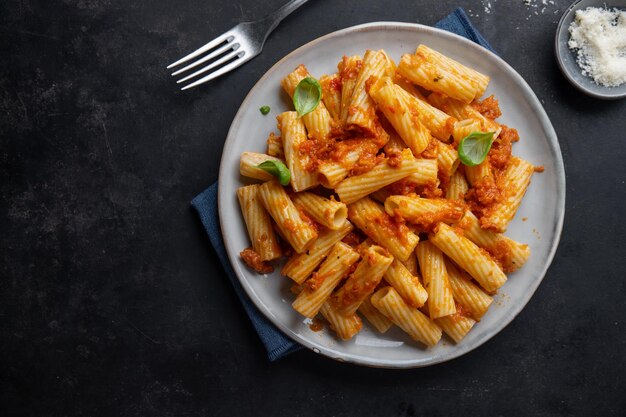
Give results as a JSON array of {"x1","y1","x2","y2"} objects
[{"x1": 555, "y1": 0, "x2": 626, "y2": 99}]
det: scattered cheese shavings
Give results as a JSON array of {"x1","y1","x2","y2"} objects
[{"x1": 568, "y1": 7, "x2": 626, "y2": 87}]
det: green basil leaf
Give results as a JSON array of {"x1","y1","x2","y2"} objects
[
  {"x1": 458, "y1": 131, "x2": 495, "y2": 167},
  {"x1": 293, "y1": 77, "x2": 321, "y2": 117},
  {"x1": 257, "y1": 160, "x2": 291, "y2": 186},
  {"x1": 259, "y1": 105, "x2": 270, "y2": 115}
]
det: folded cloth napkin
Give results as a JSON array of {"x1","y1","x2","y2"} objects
[{"x1": 191, "y1": 7, "x2": 496, "y2": 361}]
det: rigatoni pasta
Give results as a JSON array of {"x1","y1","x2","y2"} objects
[
  {"x1": 320, "y1": 301, "x2": 362, "y2": 340},
  {"x1": 319, "y1": 73, "x2": 342, "y2": 119},
  {"x1": 345, "y1": 50, "x2": 395, "y2": 134},
  {"x1": 282, "y1": 221, "x2": 353, "y2": 283},
  {"x1": 237, "y1": 185, "x2": 281, "y2": 262},
  {"x1": 429, "y1": 223, "x2": 507, "y2": 293},
  {"x1": 416, "y1": 241, "x2": 456, "y2": 319},
  {"x1": 240, "y1": 152, "x2": 283, "y2": 182},
  {"x1": 383, "y1": 259, "x2": 428, "y2": 308},
  {"x1": 234, "y1": 43, "x2": 540, "y2": 350},
  {"x1": 358, "y1": 296, "x2": 393, "y2": 333},
  {"x1": 292, "y1": 242, "x2": 360, "y2": 318},
  {"x1": 348, "y1": 197, "x2": 419, "y2": 261},
  {"x1": 292, "y1": 192, "x2": 347, "y2": 230},
  {"x1": 281, "y1": 65, "x2": 332, "y2": 140},
  {"x1": 332, "y1": 245, "x2": 393, "y2": 316},
  {"x1": 480, "y1": 156, "x2": 535, "y2": 233},
  {"x1": 335, "y1": 149, "x2": 422, "y2": 204},
  {"x1": 371, "y1": 287, "x2": 442, "y2": 347},
  {"x1": 257, "y1": 180, "x2": 318, "y2": 254},
  {"x1": 277, "y1": 111, "x2": 319, "y2": 192},
  {"x1": 445, "y1": 259, "x2": 493, "y2": 321}
]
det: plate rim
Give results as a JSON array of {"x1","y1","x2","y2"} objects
[{"x1": 217, "y1": 21, "x2": 566, "y2": 368}]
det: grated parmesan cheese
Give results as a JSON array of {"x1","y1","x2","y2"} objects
[{"x1": 567, "y1": 7, "x2": 626, "y2": 87}]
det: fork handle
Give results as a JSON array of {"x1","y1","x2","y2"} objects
[{"x1": 262, "y1": 0, "x2": 309, "y2": 35}]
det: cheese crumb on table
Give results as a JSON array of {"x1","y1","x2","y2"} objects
[{"x1": 567, "y1": 7, "x2": 626, "y2": 87}]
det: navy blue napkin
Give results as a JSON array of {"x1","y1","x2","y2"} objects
[{"x1": 191, "y1": 7, "x2": 495, "y2": 361}]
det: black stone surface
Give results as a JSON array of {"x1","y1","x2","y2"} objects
[{"x1": 1, "y1": 0, "x2": 625, "y2": 416}]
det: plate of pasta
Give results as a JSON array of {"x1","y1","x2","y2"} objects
[{"x1": 218, "y1": 22, "x2": 565, "y2": 368}]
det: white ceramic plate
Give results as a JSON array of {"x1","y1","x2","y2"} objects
[{"x1": 218, "y1": 22, "x2": 565, "y2": 368}]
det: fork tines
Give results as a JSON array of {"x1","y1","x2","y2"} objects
[{"x1": 167, "y1": 29, "x2": 248, "y2": 90}]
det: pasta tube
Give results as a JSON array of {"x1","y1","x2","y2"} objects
[
  {"x1": 404, "y1": 159, "x2": 439, "y2": 187},
  {"x1": 277, "y1": 111, "x2": 319, "y2": 192},
  {"x1": 436, "y1": 141, "x2": 460, "y2": 178},
  {"x1": 465, "y1": 161, "x2": 492, "y2": 187},
  {"x1": 281, "y1": 65, "x2": 332, "y2": 140},
  {"x1": 435, "y1": 311, "x2": 476, "y2": 343},
  {"x1": 384, "y1": 195, "x2": 465, "y2": 227},
  {"x1": 336, "y1": 149, "x2": 422, "y2": 204},
  {"x1": 371, "y1": 287, "x2": 442, "y2": 347},
  {"x1": 266, "y1": 133, "x2": 284, "y2": 158},
  {"x1": 292, "y1": 242, "x2": 360, "y2": 318},
  {"x1": 317, "y1": 149, "x2": 361, "y2": 188},
  {"x1": 428, "y1": 94, "x2": 500, "y2": 137},
  {"x1": 292, "y1": 192, "x2": 348, "y2": 230},
  {"x1": 383, "y1": 259, "x2": 428, "y2": 308},
  {"x1": 415, "y1": 241, "x2": 456, "y2": 319},
  {"x1": 258, "y1": 180, "x2": 318, "y2": 254},
  {"x1": 347, "y1": 197, "x2": 419, "y2": 261},
  {"x1": 452, "y1": 118, "x2": 483, "y2": 145},
  {"x1": 395, "y1": 84, "x2": 456, "y2": 142},
  {"x1": 319, "y1": 73, "x2": 342, "y2": 119},
  {"x1": 429, "y1": 223, "x2": 507, "y2": 292},
  {"x1": 332, "y1": 245, "x2": 393, "y2": 315},
  {"x1": 282, "y1": 221, "x2": 353, "y2": 283},
  {"x1": 446, "y1": 170, "x2": 469, "y2": 200},
  {"x1": 345, "y1": 50, "x2": 395, "y2": 134},
  {"x1": 237, "y1": 185, "x2": 281, "y2": 261},
  {"x1": 481, "y1": 157, "x2": 535, "y2": 233},
  {"x1": 398, "y1": 56, "x2": 475, "y2": 103},
  {"x1": 369, "y1": 77, "x2": 431, "y2": 155},
  {"x1": 415, "y1": 45, "x2": 489, "y2": 99},
  {"x1": 239, "y1": 152, "x2": 283, "y2": 182},
  {"x1": 338, "y1": 55, "x2": 362, "y2": 123},
  {"x1": 358, "y1": 296, "x2": 393, "y2": 333},
  {"x1": 458, "y1": 210, "x2": 530, "y2": 272},
  {"x1": 445, "y1": 259, "x2": 493, "y2": 321},
  {"x1": 320, "y1": 302, "x2": 362, "y2": 340}
]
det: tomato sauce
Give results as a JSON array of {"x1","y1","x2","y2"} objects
[
  {"x1": 420, "y1": 138, "x2": 438, "y2": 159},
  {"x1": 488, "y1": 239, "x2": 515, "y2": 273},
  {"x1": 472, "y1": 95, "x2": 502, "y2": 120},
  {"x1": 309, "y1": 317, "x2": 325, "y2": 332},
  {"x1": 240, "y1": 248, "x2": 274, "y2": 274}
]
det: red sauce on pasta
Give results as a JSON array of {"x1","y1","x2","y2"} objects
[
  {"x1": 371, "y1": 212, "x2": 411, "y2": 245},
  {"x1": 488, "y1": 239, "x2": 515, "y2": 273},
  {"x1": 240, "y1": 248, "x2": 274, "y2": 274},
  {"x1": 309, "y1": 317, "x2": 324, "y2": 332},
  {"x1": 329, "y1": 76, "x2": 342, "y2": 92},
  {"x1": 472, "y1": 95, "x2": 502, "y2": 120},
  {"x1": 420, "y1": 138, "x2": 438, "y2": 159},
  {"x1": 305, "y1": 271, "x2": 327, "y2": 291}
]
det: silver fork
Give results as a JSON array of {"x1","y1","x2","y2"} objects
[{"x1": 168, "y1": 0, "x2": 309, "y2": 90}]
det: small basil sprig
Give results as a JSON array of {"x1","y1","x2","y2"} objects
[
  {"x1": 257, "y1": 160, "x2": 291, "y2": 186},
  {"x1": 458, "y1": 131, "x2": 495, "y2": 166},
  {"x1": 259, "y1": 105, "x2": 270, "y2": 115},
  {"x1": 293, "y1": 77, "x2": 321, "y2": 117}
]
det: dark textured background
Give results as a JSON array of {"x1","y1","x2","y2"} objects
[{"x1": 1, "y1": 0, "x2": 625, "y2": 416}]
